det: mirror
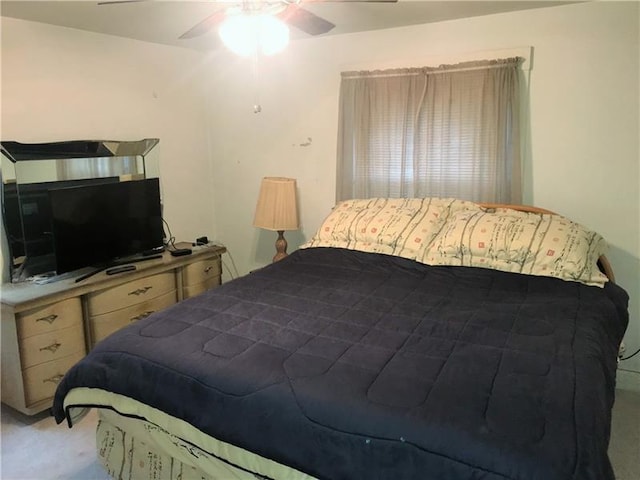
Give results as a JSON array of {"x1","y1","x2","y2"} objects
[{"x1": 0, "y1": 139, "x2": 159, "y2": 282}]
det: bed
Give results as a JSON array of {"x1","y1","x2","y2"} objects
[{"x1": 52, "y1": 198, "x2": 629, "y2": 480}]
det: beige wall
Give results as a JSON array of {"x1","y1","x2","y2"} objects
[
  {"x1": 206, "y1": 2, "x2": 639, "y2": 370},
  {"x1": 0, "y1": 17, "x2": 216, "y2": 282}
]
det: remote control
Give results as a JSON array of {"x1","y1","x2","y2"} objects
[
  {"x1": 106, "y1": 265, "x2": 137, "y2": 275},
  {"x1": 170, "y1": 248, "x2": 192, "y2": 257}
]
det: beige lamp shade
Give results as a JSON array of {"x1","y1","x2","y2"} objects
[{"x1": 253, "y1": 177, "x2": 299, "y2": 231}]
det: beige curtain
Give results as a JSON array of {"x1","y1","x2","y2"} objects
[{"x1": 336, "y1": 58, "x2": 523, "y2": 203}]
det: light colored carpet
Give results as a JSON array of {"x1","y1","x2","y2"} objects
[
  {"x1": 609, "y1": 387, "x2": 640, "y2": 480},
  {"x1": 1, "y1": 408, "x2": 109, "y2": 480},
  {"x1": 1, "y1": 387, "x2": 639, "y2": 480}
]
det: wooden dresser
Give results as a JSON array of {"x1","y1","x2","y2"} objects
[{"x1": 0, "y1": 244, "x2": 225, "y2": 415}]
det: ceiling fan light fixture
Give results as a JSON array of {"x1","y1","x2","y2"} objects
[{"x1": 219, "y1": 13, "x2": 289, "y2": 57}]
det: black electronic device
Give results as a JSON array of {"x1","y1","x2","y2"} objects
[
  {"x1": 194, "y1": 236, "x2": 208, "y2": 246},
  {"x1": 2, "y1": 177, "x2": 120, "y2": 278},
  {"x1": 170, "y1": 248, "x2": 192, "y2": 257},
  {"x1": 49, "y1": 178, "x2": 164, "y2": 275},
  {"x1": 105, "y1": 265, "x2": 136, "y2": 275},
  {"x1": 74, "y1": 253, "x2": 163, "y2": 283}
]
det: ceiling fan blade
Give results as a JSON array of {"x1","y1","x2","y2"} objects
[
  {"x1": 279, "y1": 4, "x2": 335, "y2": 36},
  {"x1": 179, "y1": 9, "x2": 227, "y2": 40}
]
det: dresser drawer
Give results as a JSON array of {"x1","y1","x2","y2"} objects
[
  {"x1": 88, "y1": 272, "x2": 176, "y2": 316},
  {"x1": 16, "y1": 298, "x2": 83, "y2": 339},
  {"x1": 23, "y1": 351, "x2": 84, "y2": 406},
  {"x1": 182, "y1": 257, "x2": 221, "y2": 286},
  {"x1": 20, "y1": 325, "x2": 85, "y2": 369},
  {"x1": 183, "y1": 277, "x2": 221, "y2": 300},
  {"x1": 90, "y1": 290, "x2": 177, "y2": 346}
]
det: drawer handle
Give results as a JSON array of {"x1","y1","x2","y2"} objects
[
  {"x1": 35, "y1": 314, "x2": 58, "y2": 325},
  {"x1": 43, "y1": 374, "x2": 64, "y2": 385},
  {"x1": 39, "y1": 342, "x2": 62, "y2": 354},
  {"x1": 130, "y1": 311, "x2": 154, "y2": 322},
  {"x1": 129, "y1": 286, "x2": 152, "y2": 296},
  {"x1": 204, "y1": 266, "x2": 214, "y2": 273}
]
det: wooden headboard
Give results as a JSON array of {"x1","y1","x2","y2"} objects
[{"x1": 479, "y1": 203, "x2": 615, "y2": 283}]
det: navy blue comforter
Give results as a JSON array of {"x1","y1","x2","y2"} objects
[{"x1": 53, "y1": 247, "x2": 629, "y2": 480}]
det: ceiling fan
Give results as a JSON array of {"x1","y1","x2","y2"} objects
[{"x1": 98, "y1": 0, "x2": 398, "y2": 40}]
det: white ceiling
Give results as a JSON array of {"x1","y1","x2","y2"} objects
[{"x1": 1, "y1": 1, "x2": 573, "y2": 52}]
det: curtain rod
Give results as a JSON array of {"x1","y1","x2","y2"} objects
[{"x1": 342, "y1": 57, "x2": 523, "y2": 79}]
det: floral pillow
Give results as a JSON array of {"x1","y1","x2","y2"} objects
[
  {"x1": 423, "y1": 207, "x2": 608, "y2": 287},
  {"x1": 301, "y1": 197, "x2": 470, "y2": 260}
]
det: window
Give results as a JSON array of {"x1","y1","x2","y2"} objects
[{"x1": 336, "y1": 58, "x2": 523, "y2": 203}]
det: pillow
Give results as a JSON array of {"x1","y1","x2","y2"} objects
[
  {"x1": 301, "y1": 198, "x2": 471, "y2": 260},
  {"x1": 423, "y1": 207, "x2": 609, "y2": 287}
]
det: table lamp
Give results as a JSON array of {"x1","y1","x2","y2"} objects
[{"x1": 253, "y1": 177, "x2": 299, "y2": 262}]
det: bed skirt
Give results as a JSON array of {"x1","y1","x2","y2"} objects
[
  {"x1": 63, "y1": 388, "x2": 315, "y2": 480},
  {"x1": 97, "y1": 409, "x2": 218, "y2": 479}
]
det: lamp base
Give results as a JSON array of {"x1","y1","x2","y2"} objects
[{"x1": 273, "y1": 230, "x2": 288, "y2": 263}]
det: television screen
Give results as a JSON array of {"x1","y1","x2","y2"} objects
[
  {"x1": 20, "y1": 179, "x2": 122, "y2": 254},
  {"x1": 49, "y1": 178, "x2": 163, "y2": 274},
  {"x1": 3, "y1": 177, "x2": 121, "y2": 279}
]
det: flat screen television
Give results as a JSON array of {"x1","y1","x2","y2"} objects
[
  {"x1": 2, "y1": 177, "x2": 122, "y2": 276},
  {"x1": 48, "y1": 178, "x2": 164, "y2": 274}
]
